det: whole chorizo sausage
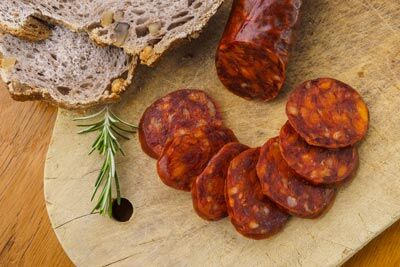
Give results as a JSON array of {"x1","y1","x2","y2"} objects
[{"x1": 216, "y1": 0, "x2": 302, "y2": 101}]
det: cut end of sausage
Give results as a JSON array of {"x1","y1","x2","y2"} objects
[{"x1": 216, "y1": 41, "x2": 286, "y2": 101}]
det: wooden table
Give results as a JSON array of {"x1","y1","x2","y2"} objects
[{"x1": 0, "y1": 87, "x2": 399, "y2": 266}]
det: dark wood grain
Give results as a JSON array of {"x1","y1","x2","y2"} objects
[{"x1": 0, "y1": 84, "x2": 73, "y2": 267}]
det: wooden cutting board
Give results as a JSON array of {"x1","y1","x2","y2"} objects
[{"x1": 44, "y1": 0, "x2": 400, "y2": 266}]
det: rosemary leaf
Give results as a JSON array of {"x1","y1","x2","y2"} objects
[
  {"x1": 109, "y1": 110, "x2": 138, "y2": 128},
  {"x1": 73, "y1": 107, "x2": 106, "y2": 121},
  {"x1": 111, "y1": 123, "x2": 137, "y2": 134},
  {"x1": 110, "y1": 126, "x2": 131, "y2": 140}
]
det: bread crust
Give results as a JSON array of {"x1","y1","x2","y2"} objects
[
  {"x1": 9, "y1": 82, "x2": 119, "y2": 109},
  {"x1": 2, "y1": 58, "x2": 136, "y2": 110},
  {"x1": 0, "y1": 16, "x2": 51, "y2": 42}
]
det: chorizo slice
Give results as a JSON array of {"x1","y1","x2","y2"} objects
[
  {"x1": 157, "y1": 126, "x2": 238, "y2": 191},
  {"x1": 256, "y1": 137, "x2": 336, "y2": 218},
  {"x1": 286, "y1": 78, "x2": 369, "y2": 148},
  {"x1": 279, "y1": 121, "x2": 359, "y2": 186},
  {"x1": 192, "y1": 142, "x2": 249, "y2": 221},
  {"x1": 139, "y1": 89, "x2": 223, "y2": 159},
  {"x1": 216, "y1": 0, "x2": 302, "y2": 101},
  {"x1": 226, "y1": 148, "x2": 290, "y2": 239}
]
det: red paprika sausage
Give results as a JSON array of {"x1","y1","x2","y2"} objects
[
  {"x1": 256, "y1": 137, "x2": 336, "y2": 218},
  {"x1": 157, "y1": 126, "x2": 237, "y2": 191},
  {"x1": 216, "y1": 0, "x2": 302, "y2": 101},
  {"x1": 139, "y1": 89, "x2": 223, "y2": 159},
  {"x1": 192, "y1": 142, "x2": 249, "y2": 221},
  {"x1": 279, "y1": 121, "x2": 359, "y2": 186},
  {"x1": 226, "y1": 148, "x2": 290, "y2": 239},
  {"x1": 286, "y1": 78, "x2": 369, "y2": 148}
]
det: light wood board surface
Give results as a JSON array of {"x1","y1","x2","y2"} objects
[
  {"x1": 1, "y1": 80, "x2": 399, "y2": 267},
  {"x1": 44, "y1": 0, "x2": 400, "y2": 266}
]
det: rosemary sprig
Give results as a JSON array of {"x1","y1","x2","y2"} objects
[{"x1": 74, "y1": 107, "x2": 138, "y2": 217}]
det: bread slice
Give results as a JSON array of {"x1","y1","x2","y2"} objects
[
  {"x1": 0, "y1": 0, "x2": 224, "y2": 65},
  {"x1": 0, "y1": 26, "x2": 136, "y2": 109}
]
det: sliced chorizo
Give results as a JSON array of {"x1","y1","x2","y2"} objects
[
  {"x1": 256, "y1": 137, "x2": 336, "y2": 218},
  {"x1": 226, "y1": 148, "x2": 290, "y2": 239},
  {"x1": 157, "y1": 126, "x2": 238, "y2": 191},
  {"x1": 286, "y1": 78, "x2": 369, "y2": 148},
  {"x1": 216, "y1": 0, "x2": 302, "y2": 101},
  {"x1": 192, "y1": 142, "x2": 249, "y2": 221},
  {"x1": 279, "y1": 121, "x2": 359, "y2": 186},
  {"x1": 139, "y1": 89, "x2": 223, "y2": 159}
]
